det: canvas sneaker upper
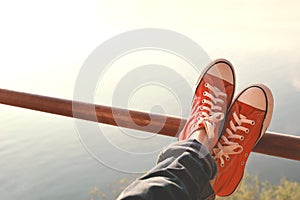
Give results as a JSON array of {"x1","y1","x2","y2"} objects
[
  {"x1": 179, "y1": 59, "x2": 235, "y2": 148},
  {"x1": 212, "y1": 84, "x2": 274, "y2": 196}
]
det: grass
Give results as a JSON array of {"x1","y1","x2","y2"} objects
[{"x1": 90, "y1": 172, "x2": 300, "y2": 199}]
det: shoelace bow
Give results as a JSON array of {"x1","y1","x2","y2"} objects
[
  {"x1": 192, "y1": 83, "x2": 227, "y2": 139},
  {"x1": 213, "y1": 111, "x2": 255, "y2": 167}
]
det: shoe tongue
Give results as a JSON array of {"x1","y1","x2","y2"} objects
[
  {"x1": 195, "y1": 112, "x2": 224, "y2": 138},
  {"x1": 204, "y1": 121, "x2": 216, "y2": 139},
  {"x1": 202, "y1": 120, "x2": 219, "y2": 148}
]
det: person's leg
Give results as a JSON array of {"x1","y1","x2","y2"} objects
[
  {"x1": 118, "y1": 137, "x2": 217, "y2": 200},
  {"x1": 118, "y1": 59, "x2": 236, "y2": 200}
]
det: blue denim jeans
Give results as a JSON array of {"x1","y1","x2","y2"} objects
[{"x1": 117, "y1": 139, "x2": 217, "y2": 200}]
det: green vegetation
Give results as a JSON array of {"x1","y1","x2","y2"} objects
[
  {"x1": 89, "y1": 177, "x2": 137, "y2": 200},
  {"x1": 217, "y1": 173, "x2": 300, "y2": 200},
  {"x1": 90, "y1": 173, "x2": 300, "y2": 200}
]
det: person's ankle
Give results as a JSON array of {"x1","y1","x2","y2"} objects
[{"x1": 189, "y1": 129, "x2": 212, "y2": 150}]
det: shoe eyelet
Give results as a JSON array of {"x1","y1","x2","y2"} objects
[
  {"x1": 203, "y1": 91, "x2": 207, "y2": 96},
  {"x1": 251, "y1": 120, "x2": 255, "y2": 125},
  {"x1": 240, "y1": 136, "x2": 244, "y2": 141},
  {"x1": 200, "y1": 106, "x2": 203, "y2": 110},
  {"x1": 241, "y1": 161, "x2": 245, "y2": 166},
  {"x1": 205, "y1": 83, "x2": 209, "y2": 87},
  {"x1": 202, "y1": 99, "x2": 205, "y2": 103},
  {"x1": 226, "y1": 157, "x2": 230, "y2": 161},
  {"x1": 220, "y1": 163, "x2": 225, "y2": 167},
  {"x1": 244, "y1": 153, "x2": 248, "y2": 157},
  {"x1": 245, "y1": 129, "x2": 249, "y2": 133}
]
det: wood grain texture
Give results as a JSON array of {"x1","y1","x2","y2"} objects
[{"x1": 1, "y1": 88, "x2": 299, "y2": 161}]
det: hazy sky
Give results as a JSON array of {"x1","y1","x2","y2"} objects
[{"x1": 0, "y1": 0, "x2": 299, "y2": 98}]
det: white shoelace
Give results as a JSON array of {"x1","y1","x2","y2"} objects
[
  {"x1": 192, "y1": 83, "x2": 227, "y2": 139},
  {"x1": 213, "y1": 112, "x2": 255, "y2": 167}
]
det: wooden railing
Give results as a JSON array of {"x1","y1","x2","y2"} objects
[{"x1": 1, "y1": 88, "x2": 299, "y2": 161}]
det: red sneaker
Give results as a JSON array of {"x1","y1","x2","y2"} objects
[
  {"x1": 212, "y1": 84, "x2": 274, "y2": 196},
  {"x1": 179, "y1": 59, "x2": 235, "y2": 148}
]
